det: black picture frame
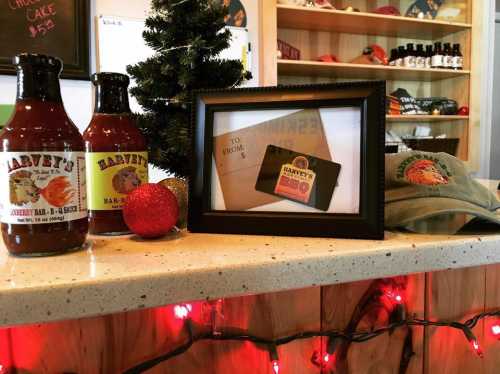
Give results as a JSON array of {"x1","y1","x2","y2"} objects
[
  {"x1": 0, "y1": 0, "x2": 90, "y2": 80},
  {"x1": 189, "y1": 82, "x2": 386, "y2": 240}
]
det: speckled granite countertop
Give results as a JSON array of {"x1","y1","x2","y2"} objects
[{"x1": 0, "y1": 231, "x2": 499, "y2": 327}]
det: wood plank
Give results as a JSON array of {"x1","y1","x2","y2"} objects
[
  {"x1": 277, "y1": 5, "x2": 471, "y2": 40},
  {"x1": 278, "y1": 60, "x2": 470, "y2": 82},
  {"x1": 321, "y1": 274, "x2": 425, "y2": 374},
  {"x1": 425, "y1": 267, "x2": 486, "y2": 374},
  {"x1": 213, "y1": 288, "x2": 321, "y2": 374},
  {"x1": 483, "y1": 263, "x2": 500, "y2": 374},
  {"x1": 259, "y1": 0, "x2": 278, "y2": 86}
]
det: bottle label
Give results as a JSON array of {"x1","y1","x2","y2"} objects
[
  {"x1": 431, "y1": 55, "x2": 443, "y2": 68},
  {"x1": 0, "y1": 152, "x2": 87, "y2": 224},
  {"x1": 452, "y1": 56, "x2": 463, "y2": 69},
  {"x1": 86, "y1": 152, "x2": 148, "y2": 211},
  {"x1": 403, "y1": 56, "x2": 416, "y2": 68},
  {"x1": 425, "y1": 57, "x2": 432, "y2": 69},
  {"x1": 416, "y1": 57, "x2": 426, "y2": 69},
  {"x1": 444, "y1": 56, "x2": 454, "y2": 68}
]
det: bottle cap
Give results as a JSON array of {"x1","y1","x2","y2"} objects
[
  {"x1": 13, "y1": 53, "x2": 62, "y2": 73},
  {"x1": 91, "y1": 72, "x2": 130, "y2": 87}
]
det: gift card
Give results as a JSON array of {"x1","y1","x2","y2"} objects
[{"x1": 255, "y1": 145, "x2": 341, "y2": 211}]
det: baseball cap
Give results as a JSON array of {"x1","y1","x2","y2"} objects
[{"x1": 385, "y1": 151, "x2": 500, "y2": 233}]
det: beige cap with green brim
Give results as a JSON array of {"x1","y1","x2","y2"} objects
[{"x1": 385, "y1": 151, "x2": 500, "y2": 232}]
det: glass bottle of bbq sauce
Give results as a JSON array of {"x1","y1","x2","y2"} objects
[
  {"x1": 0, "y1": 54, "x2": 88, "y2": 256},
  {"x1": 83, "y1": 73, "x2": 148, "y2": 235}
]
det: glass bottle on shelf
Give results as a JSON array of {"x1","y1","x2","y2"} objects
[
  {"x1": 83, "y1": 73, "x2": 148, "y2": 235},
  {"x1": 443, "y1": 43, "x2": 453, "y2": 69},
  {"x1": 452, "y1": 44, "x2": 463, "y2": 70},
  {"x1": 0, "y1": 54, "x2": 88, "y2": 256},
  {"x1": 404, "y1": 43, "x2": 416, "y2": 68},
  {"x1": 431, "y1": 42, "x2": 444, "y2": 69},
  {"x1": 415, "y1": 44, "x2": 425, "y2": 69},
  {"x1": 396, "y1": 46, "x2": 406, "y2": 67},
  {"x1": 389, "y1": 49, "x2": 398, "y2": 66},
  {"x1": 425, "y1": 45, "x2": 433, "y2": 69}
]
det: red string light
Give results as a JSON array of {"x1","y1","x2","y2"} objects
[
  {"x1": 271, "y1": 360, "x2": 280, "y2": 374},
  {"x1": 471, "y1": 339, "x2": 484, "y2": 358},
  {"x1": 174, "y1": 303, "x2": 192, "y2": 319},
  {"x1": 491, "y1": 323, "x2": 500, "y2": 338}
]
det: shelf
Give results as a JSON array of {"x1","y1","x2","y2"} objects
[
  {"x1": 387, "y1": 115, "x2": 469, "y2": 122},
  {"x1": 277, "y1": 5, "x2": 472, "y2": 39},
  {"x1": 0, "y1": 229, "x2": 499, "y2": 327},
  {"x1": 278, "y1": 60, "x2": 471, "y2": 82}
]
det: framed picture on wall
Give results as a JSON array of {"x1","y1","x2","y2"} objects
[
  {"x1": 0, "y1": 0, "x2": 90, "y2": 80},
  {"x1": 189, "y1": 82, "x2": 386, "y2": 239}
]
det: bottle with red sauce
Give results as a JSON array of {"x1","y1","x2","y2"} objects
[
  {"x1": 83, "y1": 73, "x2": 148, "y2": 235},
  {"x1": 0, "y1": 54, "x2": 88, "y2": 256}
]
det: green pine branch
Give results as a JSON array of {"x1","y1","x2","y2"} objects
[{"x1": 127, "y1": 0, "x2": 251, "y2": 177}]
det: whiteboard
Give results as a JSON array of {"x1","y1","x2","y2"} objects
[
  {"x1": 96, "y1": 15, "x2": 153, "y2": 112},
  {"x1": 96, "y1": 16, "x2": 254, "y2": 98},
  {"x1": 96, "y1": 15, "x2": 153, "y2": 75}
]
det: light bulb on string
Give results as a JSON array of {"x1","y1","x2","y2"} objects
[
  {"x1": 271, "y1": 360, "x2": 280, "y2": 374},
  {"x1": 269, "y1": 345, "x2": 280, "y2": 374},
  {"x1": 491, "y1": 322, "x2": 500, "y2": 339},
  {"x1": 471, "y1": 339, "x2": 484, "y2": 358},
  {"x1": 462, "y1": 326, "x2": 484, "y2": 358},
  {"x1": 174, "y1": 303, "x2": 192, "y2": 320}
]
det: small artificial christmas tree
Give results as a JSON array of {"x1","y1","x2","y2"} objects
[{"x1": 127, "y1": 0, "x2": 251, "y2": 177}]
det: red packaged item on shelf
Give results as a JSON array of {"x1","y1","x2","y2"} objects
[
  {"x1": 277, "y1": 39, "x2": 301, "y2": 60},
  {"x1": 351, "y1": 44, "x2": 388, "y2": 65},
  {"x1": 317, "y1": 54, "x2": 340, "y2": 63},
  {"x1": 373, "y1": 6, "x2": 401, "y2": 16}
]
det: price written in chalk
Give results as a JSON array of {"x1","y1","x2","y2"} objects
[{"x1": 8, "y1": 0, "x2": 57, "y2": 39}]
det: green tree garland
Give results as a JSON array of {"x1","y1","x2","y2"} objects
[{"x1": 127, "y1": 0, "x2": 251, "y2": 177}]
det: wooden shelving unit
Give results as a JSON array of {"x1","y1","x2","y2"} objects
[
  {"x1": 278, "y1": 60, "x2": 470, "y2": 82},
  {"x1": 260, "y1": 0, "x2": 482, "y2": 167},
  {"x1": 277, "y1": 4, "x2": 472, "y2": 39}
]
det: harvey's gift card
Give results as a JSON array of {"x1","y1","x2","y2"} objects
[
  {"x1": 213, "y1": 109, "x2": 332, "y2": 211},
  {"x1": 255, "y1": 145, "x2": 341, "y2": 211}
]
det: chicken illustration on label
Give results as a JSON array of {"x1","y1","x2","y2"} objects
[
  {"x1": 10, "y1": 171, "x2": 75, "y2": 208},
  {"x1": 274, "y1": 156, "x2": 316, "y2": 204}
]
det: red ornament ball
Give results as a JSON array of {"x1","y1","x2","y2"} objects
[{"x1": 123, "y1": 183, "x2": 179, "y2": 238}]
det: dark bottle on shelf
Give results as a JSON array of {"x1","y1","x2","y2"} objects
[
  {"x1": 83, "y1": 73, "x2": 148, "y2": 235},
  {"x1": 396, "y1": 46, "x2": 406, "y2": 67},
  {"x1": 404, "y1": 43, "x2": 416, "y2": 68},
  {"x1": 452, "y1": 44, "x2": 463, "y2": 70},
  {"x1": 415, "y1": 44, "x2": 425, "y2": 69},
  {"x1": 389, "y1": 49, "x2": 398, "y2": 66},
  {"x1": 425, "y1": 45, "x2": 433, "y2": 69},
  {"x1": 0, "y1": 54, "x2": 88, "y2": 256},
  {"x1": 431, "y1": 42, "x2": 444, "y2": 69},
  {"x1": 443, "y1": 43, "x2": 453, "y2": 69}
]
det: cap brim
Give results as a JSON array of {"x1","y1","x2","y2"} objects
[{"x1": 385, "y1": 197, "x2": 500, "y2": 228}]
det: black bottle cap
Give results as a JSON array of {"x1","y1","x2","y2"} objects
[
  {"x1": 91, "y1": 72, "x2": 130, "y2": 87},
  {"x1": 13, "y1": 53, "x2": 62, "y2": 73},
  {"x1": 13, "y1": 53, "x2": 63, "y2": 102},
  {"x1": 91, "y1": 72, "x2": 131, "y2": 114}
]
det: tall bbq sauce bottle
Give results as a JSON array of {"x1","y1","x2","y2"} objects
[
  {"x1": 83, "y1": 73, "x2": 148, "y2": 235},
  {"x1": 0, "y1": 54, "x2": 88, "y2": 256}
]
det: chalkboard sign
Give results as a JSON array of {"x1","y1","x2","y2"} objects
[{"x1": 0, "y1": 0, "x2": 90, "y2": 80}]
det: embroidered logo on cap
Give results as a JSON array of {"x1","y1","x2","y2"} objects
[{"x1": 397, "y1": 155, "x2": 451, "y2": 186}]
